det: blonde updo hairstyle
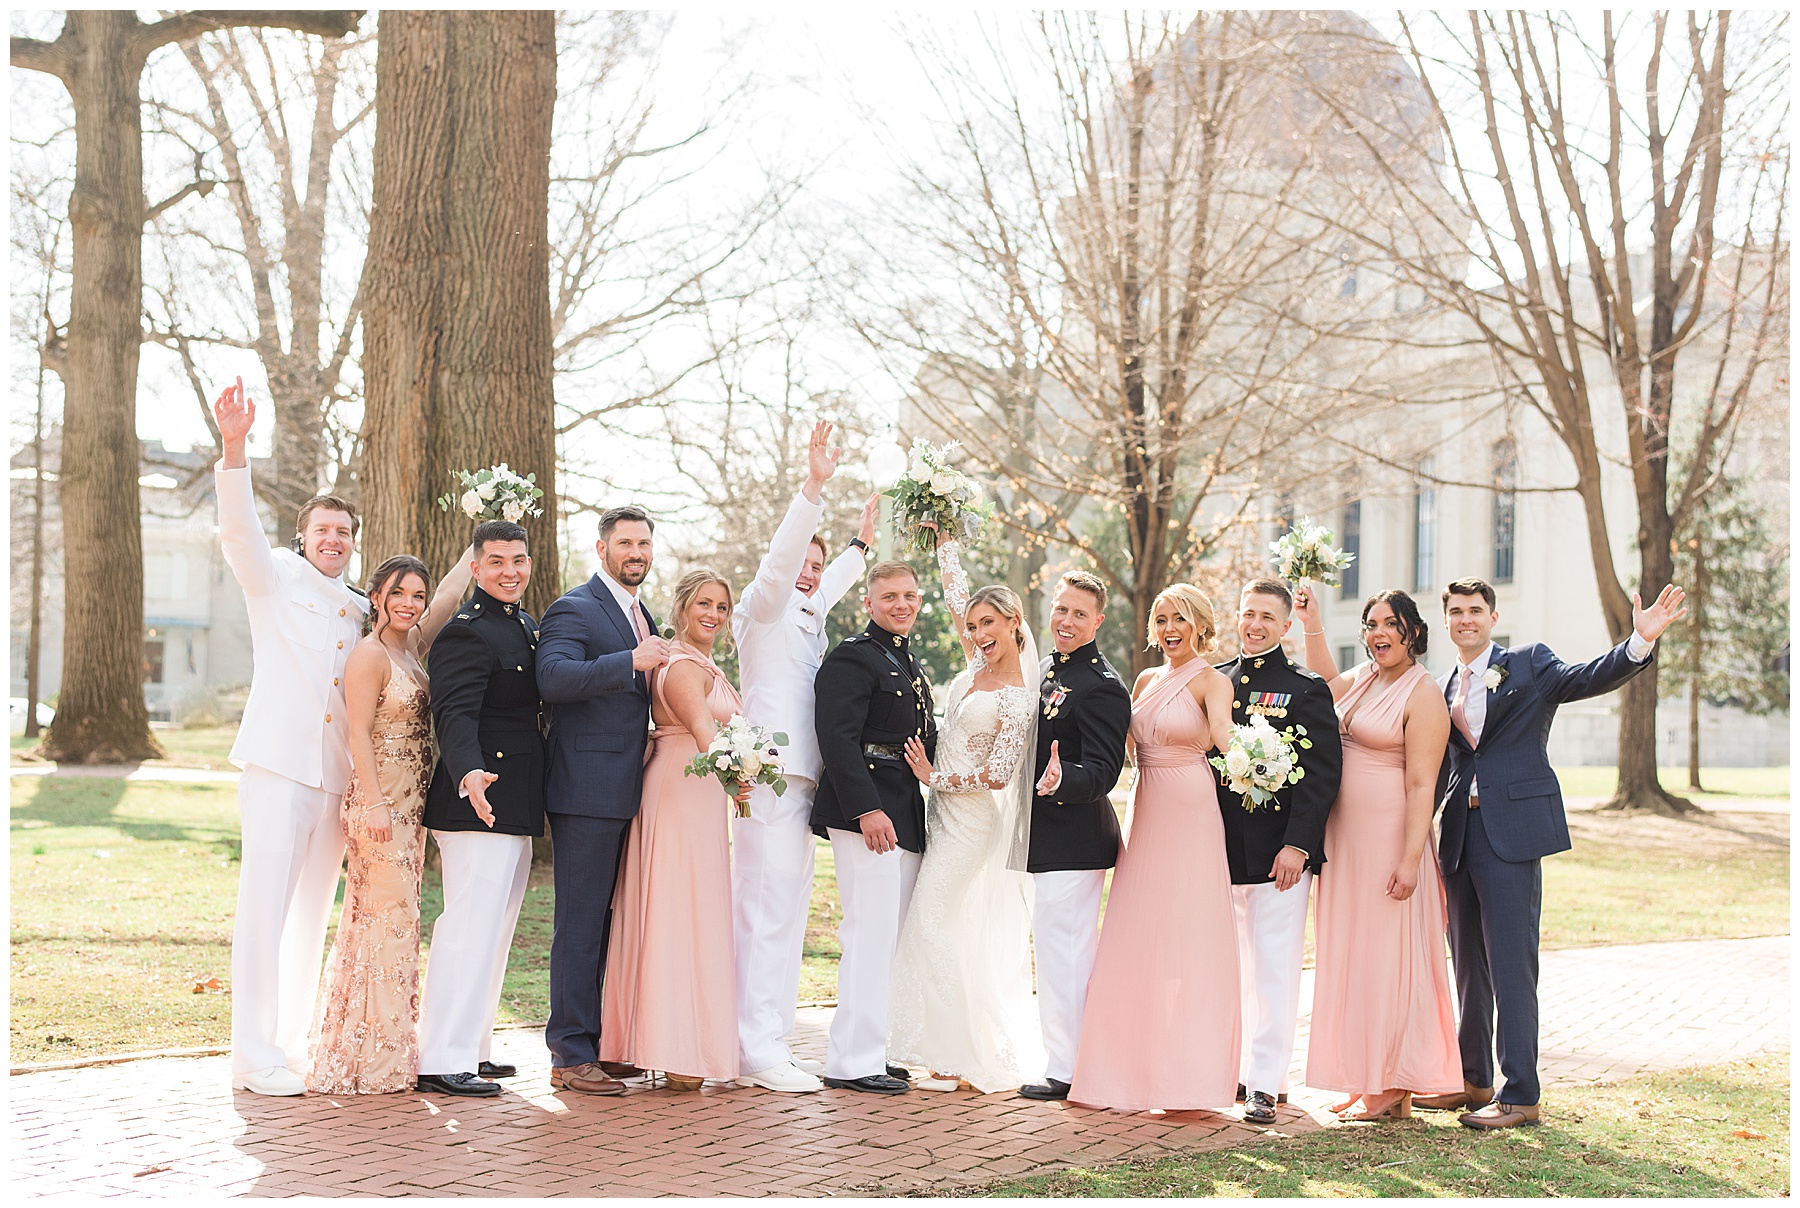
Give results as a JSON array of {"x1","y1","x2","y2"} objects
[
  {"x1": 1146, "y1": 583, "x2": 1218, "y2": 654},
  {"x1": 966, "y1": 584, "x2": 1028, "y2": 651},
  {"x1": 670, "y1": 568, "x2": 736, "y2": 653}
]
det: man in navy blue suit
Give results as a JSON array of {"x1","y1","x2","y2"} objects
[
  {"x1": 536, "y1": 505, "x2": 671, "y2": 1095},
  {"x1": 1420, "y1": 577, "x2": 1687, "y2": 1129}
]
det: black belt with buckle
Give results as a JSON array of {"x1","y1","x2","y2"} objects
[{"x1": 864, "y1": 743, "x2": 906, "y2": 762}]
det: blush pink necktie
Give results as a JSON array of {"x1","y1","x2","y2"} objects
[
  {"x1": 1451, "y1": 665, "x2": 1478, "y2": 749},
  {"x1": 630, "y1": 598, "x2": 649, "y2": 642}
]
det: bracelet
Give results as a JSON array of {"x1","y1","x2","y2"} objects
[{"x1": 848, "y1": 537, "x2": 870, "y2": 552}]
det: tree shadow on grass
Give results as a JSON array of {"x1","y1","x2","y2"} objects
[{"x1": 10, "y1": 776, "x2": 230, "y2": 843}]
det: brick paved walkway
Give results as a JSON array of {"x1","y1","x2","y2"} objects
[{"x1": 10, "y1": 935, "x2": 1787, "y2": 1198}]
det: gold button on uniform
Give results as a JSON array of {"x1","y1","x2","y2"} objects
[
  {"x1": 339, "y1": 608, "x2": 347, "y2": 617},
  {"x1": 325, "y1": 713, "x2": 332, "y2": 722},
  {"x1": 496, "y1": 751, "x2": 504, "y2": 759},
  {"x1": 337, "y1": 641, "x2": 344, "y2": 650},
  {"x1": 1240, "y1": 675, "x2": 1250, "y2": 683},
  {"x1": 333, "y1": 677, "x2": 340, "y2": 686}
]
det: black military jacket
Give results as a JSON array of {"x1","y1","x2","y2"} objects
[
  {"x1": 810, "y1": 620, "x2": 938, "y2": 854},
  {"x1": 1213, "y1": 644, "x2": 1342, "y2": 884},
  {"x1": 1027, "y1": 639, "x2": 1132, "y2": 873},
  {"x1": 424, "y1": 585, "x2": 547, "y2": 837}
]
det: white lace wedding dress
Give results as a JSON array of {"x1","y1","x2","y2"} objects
[{"x1": 887, "y1": 544, "x2": 1046, "y2": 1092}]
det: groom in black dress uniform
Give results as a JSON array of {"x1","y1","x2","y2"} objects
[
  {"x1": 811, "y1": 560, "x2": 937, "y2": 1094},
  {"x1": 1215, "y1": 578, "x2": 1342, "y2": 1124},
  {"x1": 1018, "y1": 570, "x2": 1132, "y2": 1101}
]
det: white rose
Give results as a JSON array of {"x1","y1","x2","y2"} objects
[
  {"x1": 909, "y1": 450, "x2": 931, "y2": 481},
  {"x1": 740, "y1": 751, "x2": 763, "y2": 777},
  {"x1": 502, "y1": 500, "x2": 525, "y2": 523},
  {"x1": 1224, "y1": 747, "x2": 1251, "y2": 778},
  {"x1": 478, "y1": 480, "x2": 498, "y2": 501},
  {"x1": 1482, "y1": 667, "x2": 1504, "y2": 692},
  {"x1": 930, "y1": 469, "x2": 959, "y2": 497},
  {"x1": 461, "y1": 489, "x2": 483, "y2": 518}
]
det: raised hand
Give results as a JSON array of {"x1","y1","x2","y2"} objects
[
  {"x1": 1292, "y1": 583, "x2": 1322, "y2": 633},
  {"x1": 213, "y1": 376, "x2": 255, "y2": 468},
  {"x1": 461, "y1": 769, "x2": 500, "y2": 828},
  {"x1": 857, "y1": 492, "x2": 880, "y2": 548},
  {"x1": 1035, "y1": 739, "x2": 1062, "y2": 797},
  {"x1": 1632, "y1": 584, "x2": 1689, "y2": 643},
  {"x1": 803, "y1": 420, "x2": 839, "y2": 500},
  {"x1": 631, "y1": 632, "x2": 672, "y2": 672}
]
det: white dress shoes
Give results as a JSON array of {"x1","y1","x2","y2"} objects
[
  {"x1": 232, "y1": 1066, "x2": 307, "y2": 1096},
  {"x1": 793, "y1": 1057, "x2": 825, "y2": 1075},
  {"x1": 736, "y1": 1061, "x2": 823, "y2": 1093}
]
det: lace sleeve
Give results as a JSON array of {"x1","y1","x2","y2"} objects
[
  {"x1": 937, "y1": 539, "x2": 970, "y2": 617},
  {"x1": 931, "y1": 687, "x2": 1032, "y2": 793}
]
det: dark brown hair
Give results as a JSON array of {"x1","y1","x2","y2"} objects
[
  {"x1": 1363, "y1": 589, "x2": 1429, "y2": 658},
  {"x1": 808, "y1": 534, "x2": 829, "y2": 559},
  {"x1": 365, "y1": 554, "x2": 431, "y2": 638},
  {"x1": 472, "y1": 519, "x2": 529, "y2": 555},
  {"x1": 297, "y1": 493, "x2": 359, "y2": 538},
  {"x1": 1240, "y1": 578, "x2": 1294, "y2": 613},
  {"x1": 599, "y1": 505, "x2": 655, "y2": 541},
  {"x1": 1442, "y1": 577, "x2": 1497, "y2": 611}
]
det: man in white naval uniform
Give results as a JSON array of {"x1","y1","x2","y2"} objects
[
  {"x1": 731, "y1": 421, "x2": 877, "y2": 1093},
  {"x1": 213, "y1": 379, "x2": 368, "y2": 1096}
]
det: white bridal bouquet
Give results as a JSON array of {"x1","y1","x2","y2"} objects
[
  {"x1": 436, "y1": 464, "x2": 546, "y2": 524},
  {"x1": 1210, "y1": 715, "x2": 1312, "y2": 809},
  {"x1": 685, "y1": 714, "x2": 790, "y2": 819},
  {"x1": 1269, "y1": 518, "x2": 1355, "y2": 587},
  {"x1": 885, "y1": 437, "x2": 994, "y2": 556}
]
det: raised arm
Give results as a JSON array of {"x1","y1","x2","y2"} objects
[
  {"x1": 1292, "y1": 582, "x2": 1352, "y2": 699},
  {"x1": 741, "y1": 491, "x2": 825, "y2": 626},
  {"x1": 935, "y1": 538, "x2": 978, "y2": 665},
  {"x1": 414, "y1": 545, "x2": 475, "y2": 653},
  {"x1": 817, "y1": 494, "x2": 878, "y2": 613},
  {"x1": 212, "y1": 378, "x2": 281, "y2": 597}
]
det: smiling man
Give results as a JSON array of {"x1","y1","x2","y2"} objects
[
  {"x1": 809, "y1": 560, "x2": 937, "y2": 1094},
  {"x1": 415, "y1": 521, "x2": 546, "y2": 1098},
  {"x1": 213, "y1": 378, "x2": 369, "y2": 1098}
]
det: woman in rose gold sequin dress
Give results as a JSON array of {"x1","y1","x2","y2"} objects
[{"x1": 309, "y1": 551, "x2": 470, "y2": 1094}]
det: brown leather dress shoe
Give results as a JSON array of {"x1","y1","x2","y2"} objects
[
  {"x1": 599, "y1": 1061, "x2": 643, "y2": 1079},
  {"x1": 550, "y1": 1063, "x2": 626, "y2": 1095},
  {"x1": 1460, "y1": 1100, "x2": 1541, "y2": 1129},
  {"x1": 1415, "y1": 1081, "x2": 1495, "y2": 1112}
]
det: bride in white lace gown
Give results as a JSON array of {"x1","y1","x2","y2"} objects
[{"x1": 891, "y1": 540, "x2": 1046, "y2": 1092}]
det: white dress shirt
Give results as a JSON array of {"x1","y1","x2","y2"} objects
[
  {"x1": 1455, "y1": 634, "x2": 1653, "y2": 797},
  {"x1": 597, "y1": 565, "x2": 649, "y2": 636},
  {"x1": 733, "y1": 491, "x2": 866, "y2": 784}
]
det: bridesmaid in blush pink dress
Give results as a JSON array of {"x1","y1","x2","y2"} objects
[
  {"x1": 1069, "y1": 584, "x2": 1240, "y2": 1113},
  {"x1": 600, "y1": 570, "x2": 744, "y2": 1089},
  {"x1": 1294, "y1": 586, "x2": 1459, "y2": 1120}
]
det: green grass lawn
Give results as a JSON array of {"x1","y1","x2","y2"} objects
[
  {"x1": 965, "y1": 1059, "x2": 1789, "y2": 1197},
  {"x1": 10, "y1": 773, "x2": 1789, "y2": 1064},
  {"x1": 1554, "y1": 764, "x2": 1789, "y2": 801}
]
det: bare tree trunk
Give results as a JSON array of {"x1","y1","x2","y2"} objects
[
  {"x1": 26, "y1": 345, "x2": 48, "y2": 741},
  {"x1": 362, "y1": 10, "x2": 561, "y2": 618},
  {"x1": 11, "y1": 8, "x2": 361, "y2": 763},
  {"x1": 1687, "y1": 537, "x2": 1708, "y2": 791}
]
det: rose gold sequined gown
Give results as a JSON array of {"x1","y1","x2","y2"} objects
[{"x1": 308, "y1": 656, "x2": 433, "y2": 1094}]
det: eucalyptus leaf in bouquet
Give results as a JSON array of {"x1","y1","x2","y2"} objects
[
  {"x1": 885, "y1": 437, "x2": 994, "y2": 557},
  {"x1": 1209, "y1": 715, "x2": 1311, "y2": 809},
  {"x1": 685, "y1": 714, "x2": 789, "y2": 818},
  {"x1": 437, "y1": 464, "x2": 546, "y2": 524}
]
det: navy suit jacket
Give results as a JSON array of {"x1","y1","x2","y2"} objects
[
  {"x1": 536, "y1": 575, "x2": 658, "y2": 820},
  {"x1": 1437, "y1": 639, "x2": 1651, "y2": 873}
]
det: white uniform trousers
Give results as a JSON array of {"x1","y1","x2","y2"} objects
[
  {"x1": 732, "y1": 776, "x2": 819, "y2": 1074},
  {"x1": 1232, "y1": 872, "x2": 1313, "y2": 1096},
  {"x1": 823, "y1": 828, "x2": 920, "y2": 1081},
  {"x1": 1030, "y1": 868, "x2": 1107, "y2": 1085},
  {"x1": 417, "y1": 831, "x2": 533, "y2": 1076},
  {"x1": 231, "y1": 764, "x2": 345, "y2": 1075}
]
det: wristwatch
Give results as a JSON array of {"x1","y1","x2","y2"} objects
[{"x1": 848, "y1": 537, "x2": 870, "y2": 553}]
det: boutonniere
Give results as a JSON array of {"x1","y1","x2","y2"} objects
[{"x1": 1482, "y1": 665, "x2": 1508, "y2": 692}]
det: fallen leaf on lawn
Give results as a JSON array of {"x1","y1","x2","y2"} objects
[
  {"x1": 133, "y1": 1164, "x2": 172, "y2": 1177},
  {"x1": 1732, "y1": 1129, "x2": 1767, "y2": 1140},
  {"x1": 192, "y1": 976, "x2": 226, "y2": 994}
]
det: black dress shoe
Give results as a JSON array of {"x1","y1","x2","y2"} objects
[
  {"x1": 1235, "y1": 1083, "x2": 1286, "y2": 1104},
  {"x1": 823, "y1": 1074, "x2": 909, "y2": 1095},
  {"x1": 1243, "y1": 1090, "x2": 1278, "y2": 1124},
  {"x1": 886, "y1": 1063, "x2": 912, "y2": 1081},
  {"x1": 417, "y1": 1072, "x2": 501, "y2": 1097},
  {"x1": 478, "y1": 1061, "x2": 517, "y2": 1079},
  {"x1": 1019, "y1": 1079, "x2": 1071, "y2": 1101}
]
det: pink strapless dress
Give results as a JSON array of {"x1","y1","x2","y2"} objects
[
  {"x1": 1305, "y1": 661, "x2": 1461, "y2": 1096},
  {"x1": 1069, "y1": 658, "x2": 1240, "y2": 1112}
]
